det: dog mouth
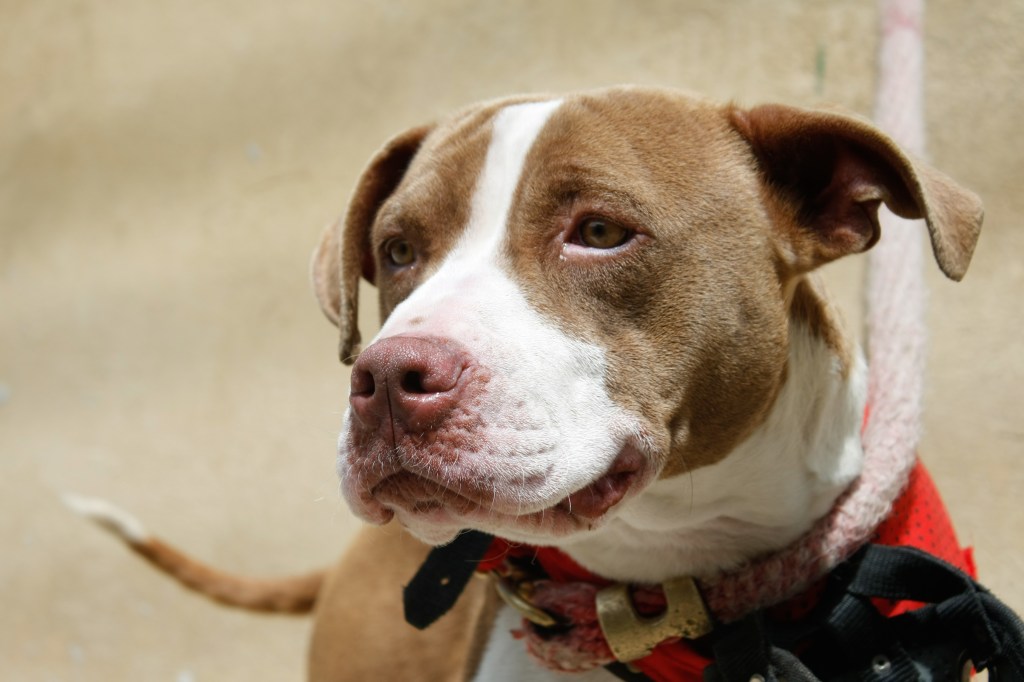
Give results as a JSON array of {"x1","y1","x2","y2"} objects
[
  {"x1": 369, "y1": 444, "x2": 646, "y2": 531},
  {"x1": 552, "y1": 449, "x2": 642, "y2": 519}
]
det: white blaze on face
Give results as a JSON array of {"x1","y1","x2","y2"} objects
[
  {"x1": 461, "y1": 100, "x2": 564, "y2": 259},
  {"x1": 339, "y1": 100, "x2": 645, "y2": 542}
]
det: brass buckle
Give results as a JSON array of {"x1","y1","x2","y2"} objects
[
  {"x1": 490, "y1": 571, "x2": 560, "y2": 628},
  {"x1": 595, "y1": 576, "x2": 713, "y2": 663}
]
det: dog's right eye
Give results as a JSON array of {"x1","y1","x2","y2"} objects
[
  {"x1": 384, "y1": 238, "x2": 416, "y2": 267},
  {"x1": 575, "y1": 217, "x2": 632, "y2": 250}
]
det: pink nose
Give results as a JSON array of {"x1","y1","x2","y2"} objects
[{"x1": 349, "y1": 336, "x2": 468, "y2": 436}]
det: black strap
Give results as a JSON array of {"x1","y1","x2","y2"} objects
[
  {"x1": 402, "y1": 529, "x2": 656, "y2": 681},
  {"x1": 706, "y1": 613, "x2": 773, "y2": 682},
  {"x1": 402, "y1": 530, "x2": 494, "y2": 629}
]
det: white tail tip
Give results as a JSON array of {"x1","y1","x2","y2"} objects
[{"x1": 63, "y1": 494, "x2": 150, "y2": 544}]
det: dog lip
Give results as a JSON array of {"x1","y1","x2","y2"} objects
[
  {"x1": 367, "y1": 444, "x2": 647, "y2": 529},
  {"x1": 372, "y1": 470, "x2": 486, "y2": 516},
  {"x1": 555, "y1": 445, "x2": 645, "y2": 520}
]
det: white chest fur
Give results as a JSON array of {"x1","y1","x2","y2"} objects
[{"x1": 558, "y1": 320, "x2": 867, "y2": 582}]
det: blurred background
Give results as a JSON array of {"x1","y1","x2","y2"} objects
[{"x1": 2, "y1": 0, "x2": 1021, "y2": 679}]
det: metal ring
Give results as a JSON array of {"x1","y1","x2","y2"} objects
[{"x1": 492, "y1": 574, "x2": 559, "y2": 628}]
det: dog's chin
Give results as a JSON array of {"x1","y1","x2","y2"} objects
[
  {"x1": 365, "y1": 444, "x2": 650, "y2": 546},
  {"x1": 400, "y1": 520, "x2": 464, "y2": 546}
]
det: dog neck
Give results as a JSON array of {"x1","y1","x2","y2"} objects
[{"x1": 558, "y1": 278, "x2": 867, "y2": 583}]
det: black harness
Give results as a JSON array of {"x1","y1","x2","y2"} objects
[{"x1": 704, "y1": 544, "x2": 1024, "y2": 682}]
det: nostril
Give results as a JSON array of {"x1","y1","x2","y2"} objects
[
  {"x1": 401, "y1": 371, "x2": 426, "y2": 394},
  {"x1": 351, "y1": 335, "x2": 467, "y2": 416},
  {"x1": 351, "y1": 369, "x2": 376, "y2": 397}
]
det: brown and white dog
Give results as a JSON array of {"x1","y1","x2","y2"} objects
[{"x1": 71, "y1": 86, "x2": 982, "y2": 681}]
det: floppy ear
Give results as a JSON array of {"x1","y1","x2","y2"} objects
[
  {"x1": 729, "y1": 104, "x2": 983, "y2": 280},
  {"x1": 311, "y1": 125, "x2": 433, "y2": 364}
]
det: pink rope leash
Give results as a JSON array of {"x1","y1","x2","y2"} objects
[{"x1": 862, "y1": 0, "x2": 929, "y2": 551}]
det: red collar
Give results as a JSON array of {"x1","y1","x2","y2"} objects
[{"x1": 477, "y1": 461, "x2": 974, "y2": 681}]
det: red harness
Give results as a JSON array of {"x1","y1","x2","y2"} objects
[{"x1": 476, "y1": 461, "x2": 974, "y2": 681}]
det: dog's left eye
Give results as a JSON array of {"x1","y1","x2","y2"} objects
[
  {"x1": 384, "y1": 238, "x2": 416, "y2": 267},
  {"x1": 575, "y1": 218, "x2": 632, "y2": 249}
]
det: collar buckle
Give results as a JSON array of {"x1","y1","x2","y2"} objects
[{"x1": 596, "y1": 576, "x2": 713, "y2": 662}]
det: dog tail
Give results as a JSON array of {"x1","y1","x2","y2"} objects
[{"x1": 63, "y1": 494, "x2": 324, "y2": 614}]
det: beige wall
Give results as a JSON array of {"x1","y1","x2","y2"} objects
[{"x1": 2, "y1": 1, "x2": 1021, "y2": 679}]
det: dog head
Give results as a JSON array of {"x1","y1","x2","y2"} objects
[{"x1": 313, "y1": 87, "x2": 982, "y2": 553}]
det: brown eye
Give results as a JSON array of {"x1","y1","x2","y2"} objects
[
  {"x1": 384, "y1": 238, "x2": 416, "y2": 267},
  {"x1": 576, "y1": 218, "x2": 631, "y2": 249}
]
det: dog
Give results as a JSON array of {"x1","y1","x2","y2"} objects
[{"x1": 71, "y1": 86, "x2": 991, "y2": 680}]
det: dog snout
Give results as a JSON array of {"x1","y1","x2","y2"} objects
[{"x1": 349, "y1": 336, "x2": 469, "y2": 436}]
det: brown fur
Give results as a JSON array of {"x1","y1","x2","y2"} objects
[
  {"x1": 788, "y1": 275, "x2": 855, "y2": 374},
  {"x1": 125, "y1": 537, "x2": 324, "y2": 613},
  {"x1": 367, "y1": 104, "x2": 501, "y2": 322},
  {"x1": 307, "y1": 525, "x2": 498, "y2": 682}
]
